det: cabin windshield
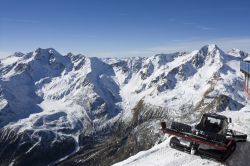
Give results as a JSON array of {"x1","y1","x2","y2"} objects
[{"x1": 205, "y1": 117, "x2": 222, "y2": 126}]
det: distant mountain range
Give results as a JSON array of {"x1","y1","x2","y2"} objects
[{"x1": 0, "y1": 44, "x2": 249, "y2": 166}]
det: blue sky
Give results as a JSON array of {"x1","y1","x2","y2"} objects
[{"x1": 0, "y1": 0, "x2": 250, "y2": 57}]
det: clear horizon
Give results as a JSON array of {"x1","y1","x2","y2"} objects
[{"x1": 0, "y1": 0, "x2": 250, "y2": 57}]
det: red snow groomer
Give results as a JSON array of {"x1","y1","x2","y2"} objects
[{"x1": 160, "y1": 113, "x2": 247, "y2": 162}]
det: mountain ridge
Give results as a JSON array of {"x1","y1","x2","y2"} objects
[{"x1": 0, "y1": 44, "x2": 248, "y2": 166}]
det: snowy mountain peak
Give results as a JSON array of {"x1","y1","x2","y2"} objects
[
  {"x1": 33, "y1": 48, "x2": 60, "y2": 58},
  {"x1": 29, "y1": 48, "x2": 72, "y2": 71},
  {"x1": 153, "y1": 52, "x2": 185, "y2": 65},
  {"x1": 67, "y1": 52, "x2": 85, "y2": 62},
  {"x1": 231, "y1": 48, "x2": 241, "y2": 52},
  {"x1": 13, "y1": 52, "x2": 25, "y2": 57},
  {"x1": 198, "y1": 44, "x2": 222, "y2": 55},
  {"x1": 190, "y1": 44, "x2": 225, "y2": 69},
  {"x1": 208, "y1": 44, "x2": 219, "y2": 49},
  {"x1": 228, "y1": 48, "x2": 249, "y2": 59}
]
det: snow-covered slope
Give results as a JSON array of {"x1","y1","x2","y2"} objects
[
  {"x1": 105, "y1": 44, "x2": 246, "y2": 121},
  {"x1": 0, "y1": 48, "x2": 123, "y2": 165},
  {"x1": 0, "y1": 48, "x2": 124, "y2": 130},
  {"x1": 113, "y1": 108, "x2": 250, "y2": 166},
  {"x1": 0, "y1": 44, "x2": 249, "y2": 165}
]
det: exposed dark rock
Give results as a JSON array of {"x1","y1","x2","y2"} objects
[{"x1": 0, "y1": 129, "x2": 76, "y2": 166}]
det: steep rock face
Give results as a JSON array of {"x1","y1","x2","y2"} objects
[
  {"x1": 0, "y1": 45, "x2": 248, "y2": 165},
  {"x1": 0, "y1": 128, "x2": 76, "y2": 166},
  {"x1": 57, "y1": 101, "x2": 169, "y2": 166}
]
